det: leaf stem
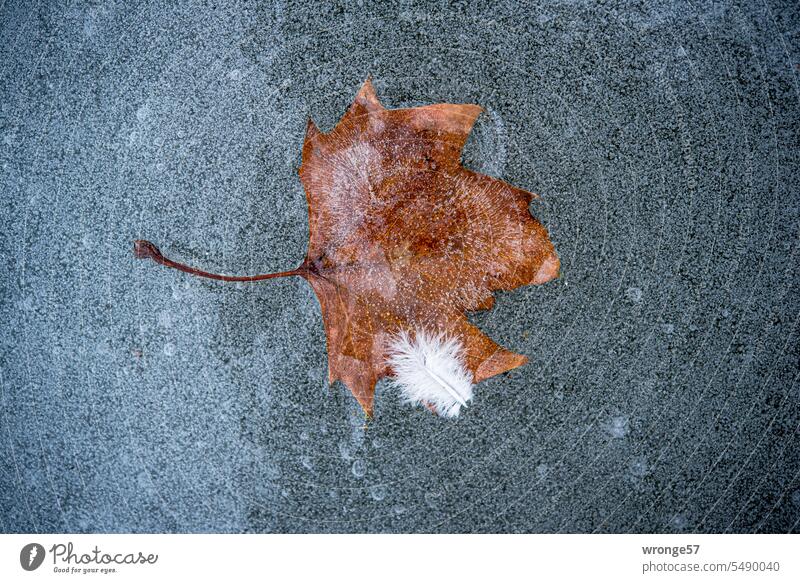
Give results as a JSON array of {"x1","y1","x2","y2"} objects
[{"x1": 133, "y1": 240, "x2": 304, "y2": 282}]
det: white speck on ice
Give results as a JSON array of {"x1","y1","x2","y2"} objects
[
  {"x1": 136, "y1": 105, "x2": 150, "y2": 122},
  {"x1": 424, "y1": 491, "x2": 441, "y2": 509},
  {"x1": 17, "y1": 296, "x2": 34, "y2": 312},
  {"x1": 671, "y1": 514, "x2": 688, "y2": 530},
  {"x1": 606, "y1": 415, "x2": 630, "y2": 438},
  {"x1": 629, "y1": 457, "x2": 649, "y2": 477},
  {"x1": 157, "y1": 310, "x2": 172, "y2": 328},
  {"x1": 171, "y1": 284, "x2": 185, "y2": 300}
]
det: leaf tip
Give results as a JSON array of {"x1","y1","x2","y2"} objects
[
  {"x1": 474, "y1": 349, "x2": 528, "y2": 382},
  {"x1": 304, "y1": 118, "x2": 321, "y2": 141},
  {"x1": 360, "y1": 401, "x2": 375, "y2": 419},
  {"x1": 532, "y1": 251, "x2": 560, "y2": 285},
  {"x1": 354, "y1": 77, "x2": 382, "y2": 111}
]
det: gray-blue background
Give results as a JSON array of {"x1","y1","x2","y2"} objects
[{"x1": 1, "y1": 0, "x2": 798, "y2": 533}]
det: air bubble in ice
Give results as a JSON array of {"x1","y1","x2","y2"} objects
[
  {"x1": 626, "y1": 287, "x2": 642, "y2": 303},
  {"x1": 369, "y1": 484, "x2": 387, "y2": 501},
  {"x1": 351, "y1": 459, "x2": 366, "y2": 478}
]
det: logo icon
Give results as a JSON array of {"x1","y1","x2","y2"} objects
[{"x1": 20, "y1": 543, "x2": 46, "y2": 571}]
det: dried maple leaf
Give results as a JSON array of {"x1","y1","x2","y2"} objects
[{"x1": 135, "y1": 79, "x2": 559, "y2": 417}]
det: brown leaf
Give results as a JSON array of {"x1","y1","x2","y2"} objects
[{"x1": 135, "y1": 79, "x2": 559, "y2": 417}]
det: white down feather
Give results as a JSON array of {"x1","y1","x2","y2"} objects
[{"x1": 385, "y1": 330, "x2": 474, "y2": 418}]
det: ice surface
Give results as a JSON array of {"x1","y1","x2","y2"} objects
[{"x1": 1, "y1": 0, "x2": 798, "y2": 534}]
